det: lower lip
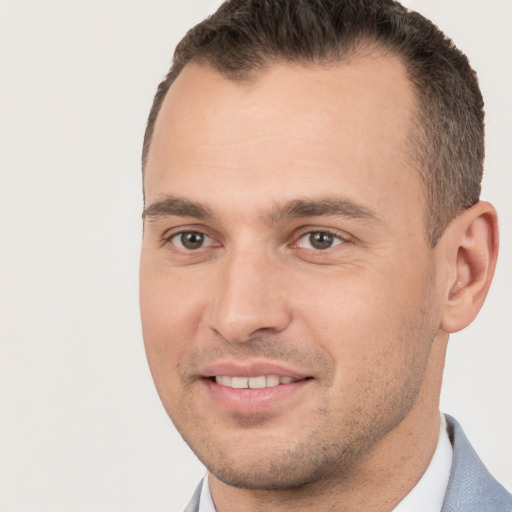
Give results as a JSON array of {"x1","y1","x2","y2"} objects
[{"x1": 203, "y1": 378, "x2": 312, "y2": 414}]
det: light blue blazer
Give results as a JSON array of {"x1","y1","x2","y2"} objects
[{"x1": 184, "y1": 415, "x2": 512, "y2": 512}]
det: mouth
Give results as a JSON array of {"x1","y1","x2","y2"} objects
[{"x1": 200, "y1": 363, "x2": 314, "y2": 414}]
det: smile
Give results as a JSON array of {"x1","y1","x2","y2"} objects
[
  {"x1": 200, "y1": 362, "x2": 313, "y2": 413},
  {"x1": 214, "y1": 375, "x2": 298, "y2": 389}
]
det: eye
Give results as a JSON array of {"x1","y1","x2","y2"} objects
[
  {"x1": 169, "y1": 231, "x2": 214, "y2": 250},
  {"x1": 295, "y1": 231, "x2": 344, "y2": 250}
]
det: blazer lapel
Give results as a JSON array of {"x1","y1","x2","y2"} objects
[{"x1": 441, "y1": 415, "x2": 512, "y2": 512}]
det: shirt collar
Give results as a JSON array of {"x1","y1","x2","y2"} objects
[{"x1": 199, "y1": 473, "x2": 216, "y2": 512}]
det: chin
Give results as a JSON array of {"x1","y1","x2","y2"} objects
[
  {"x1": 207, "y1": 456, "x2": 333, "y2": 491},
  {"x1": 189, "y1": 431, "x2": 366, "y2": 491}
]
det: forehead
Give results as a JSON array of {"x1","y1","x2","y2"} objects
[{"x1": 144, "y1": 55, "x2": 424, "y2": 230}]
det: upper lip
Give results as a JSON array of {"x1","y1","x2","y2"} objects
[{"x1": 200, "y1": 360, "x2": 310, "y2": 379}]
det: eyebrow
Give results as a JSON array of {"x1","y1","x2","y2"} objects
[
  {"x1": 143, "y1": 196, "x2": 213, "y2": 221},
  {"x1": 142, "y1": 194, "x2": 379, "y2": 225},
  {"x1": 267, "y1": 197, "x2": 379, "y2": 223}
]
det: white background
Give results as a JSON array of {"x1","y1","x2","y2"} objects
[{"x1": 0, "y1": 1, "x2": 510, "y2": 510}]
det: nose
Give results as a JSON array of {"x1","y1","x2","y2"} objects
[{"x1": 207, "y1": 249, "x2": 292, "y2": 343}]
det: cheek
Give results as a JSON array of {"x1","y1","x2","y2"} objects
[
  {"x1": 291, "y1": 263, "x2": 433, "y2": 372},
  {"x1": 297, "y1": 274, "x2": 435, "y2": 429},
  {"x1": 139, "y1": 256, "x2": 204, "y2": 384}
]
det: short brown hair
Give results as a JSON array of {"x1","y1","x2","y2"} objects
[{"x1": 142, "y1": 0, "x2": 484, "y2": 246}]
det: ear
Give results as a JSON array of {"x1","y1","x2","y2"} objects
[{"x1": 440, "y1": 201, "x2": 499, "y2": 333}]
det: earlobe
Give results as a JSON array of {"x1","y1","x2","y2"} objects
[{"x1": 440, "y1": 201, "x2": 499, "y2": 333}]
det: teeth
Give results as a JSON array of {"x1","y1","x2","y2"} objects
[
  {"x1": 248, "y1": 376, "x2": 266, "y2": 389},
  {"x1": 217, "y1": 376, "x2": 232, "y2": 387},
  {"x1": 214, "y1": 375, "x2": 298, "y2": 389},
  {"x1": 231, "y1": 377, "x2": 248, "y2": 389},
  {"x1": 266, "y1": 375, "x2": 279, "y2": 387}
]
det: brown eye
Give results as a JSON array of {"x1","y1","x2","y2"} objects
[
  {"x1": 309, "y1": 232, "x2": 333, "y2": 249},
  {"x1": 171, "y1": 231, "x2": 209, "y2": 250},
  {"x1": 296, "y1": 231, "x2": 343, "y2": 250}
]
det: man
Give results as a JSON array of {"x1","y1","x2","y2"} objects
[{"x1": 139, "y1": 0, "x2": 511, "y2": 510}]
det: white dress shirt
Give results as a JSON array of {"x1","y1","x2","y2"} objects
[{"x1": 198, "y1": 416, "x2": 453, "y2": 512}]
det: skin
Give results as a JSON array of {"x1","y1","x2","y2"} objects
[{"x1": 140, "y1": 55, "x2": 498, "y2": 512}]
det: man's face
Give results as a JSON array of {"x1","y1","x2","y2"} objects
[{"x1": 140, "y1": 56, "x2": 444, "y2": 489}]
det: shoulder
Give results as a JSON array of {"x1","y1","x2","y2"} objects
[{"x1": 442, "y1": 415, "x2": 512, "y2": 512}]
